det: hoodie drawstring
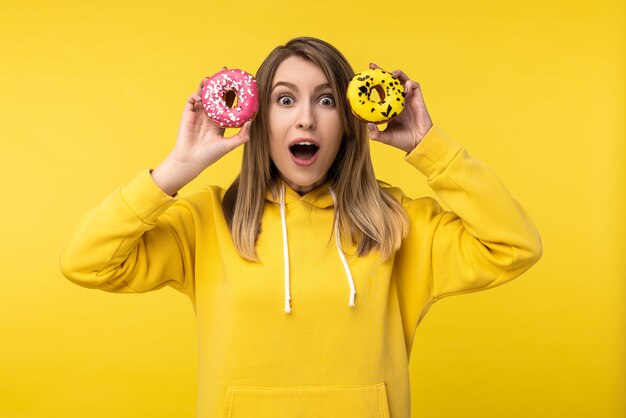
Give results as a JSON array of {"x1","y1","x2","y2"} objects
[
  {"x1": 279, "y1": 183, "x2": 291, "y2": 313},
  {"x1": 279, "y1": 182, "x2": 356, "y2": 314},
  {"x1": 329, "y1": 188, "x2": 356, "y2": 307}
]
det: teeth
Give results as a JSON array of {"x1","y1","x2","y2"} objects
[{"x1": 297, "y1": 141, "x2": 313, "y2": 146}]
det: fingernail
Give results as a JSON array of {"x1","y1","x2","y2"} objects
[{"x1": 367, "y1": 123, "x2": 375, "y2": 130}]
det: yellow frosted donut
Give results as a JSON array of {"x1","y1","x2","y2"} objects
[{"x1": 346, "y1": 68, "x2": 405, "y2": 124}]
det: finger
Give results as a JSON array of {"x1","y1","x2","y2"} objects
[
  {"x1": 404, "y1": 80, "x2": 420, "y2": 91},
  {"x1": 369, "y1": 63, "x2": 394, "y2": 74},
  {"x1": 197, "y1": 77, "x2": 209, "y2": 96},
  {"x1": 185, "y1": 93, "x2": 204, "y2": 112},
  {"x1": 404, "y1": 80, "x2": 427, "y2": 108},
  {"x1": 223, "y1": 123, "x2": 251, "y2": 152},
  {"x1": 403, "y1": 80, "x2": 412, "y2": 99},
  {"x1": 185, "y1": 94, "x2": 201, "y2": 112},
  {"x1": 411, "y1": 81, "x2": 425, "y2": 102},
  {"x1": 235, "y1": 120, "x2": 252, "y2": 142},
  {"x1": 391, "y1": 69, "x2": 411, "y2": 84},
  {"x1": 221, "y1": 136, "x2": 248, "y2": 154},
  {"x1": 367, "y1": 123, "x2": 393, "y2": 144}
]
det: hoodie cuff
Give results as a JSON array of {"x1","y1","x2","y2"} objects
[
  {"x1": 119, "y1": 169, "x2": 178, "y2": 224},
  {"x1": 404, "y1": 125, "x2": 464, "y2": 180}
]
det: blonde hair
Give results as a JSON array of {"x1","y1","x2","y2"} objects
[{"x1": 223, "y1": 37, "x2": 409, "y2": 261}]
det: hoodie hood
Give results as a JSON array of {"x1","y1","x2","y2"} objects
[
  {"x1": 265, "y1": 180, "x2": 355, "y2": 314},
  {"x1": 264, "y1": 180, "x2": 335, "y2": 209}
]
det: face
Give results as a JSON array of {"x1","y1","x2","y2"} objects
[{"x1": 268, "y1": 56, "x2": 344, "y2": 195}]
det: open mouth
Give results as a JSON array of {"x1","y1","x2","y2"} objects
[{"x1": 289, "y1": 141, "x2": 320, "y2": 165}]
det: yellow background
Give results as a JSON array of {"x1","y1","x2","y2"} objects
[{"x1": 1, "y1": 0, "x2": 624, "y2": 417}]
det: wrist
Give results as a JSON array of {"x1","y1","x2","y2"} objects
[
  {"x1": 403, "y1": 136, "x2": 422, "y2": 154},
  {"x1": 151, "y1": 157, "x2": 198, "y2": 196}
]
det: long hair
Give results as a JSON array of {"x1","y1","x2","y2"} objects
[{"x1": 223, "y1": 36, "x2": 409, "y2": 261}]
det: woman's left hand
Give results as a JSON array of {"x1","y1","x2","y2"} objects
[{"x1": 366, "y1": 63, "x2": 433, "y2": 153}]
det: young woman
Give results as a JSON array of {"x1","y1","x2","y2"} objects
[{"x1": 61, "y1": 37, "x2": 542, "y2": 418}]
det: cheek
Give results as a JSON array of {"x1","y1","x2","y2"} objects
[
  {"x1": 267, "y1": 112, "x2": 281, "y2": 154},
  {"x1": 267, "y1": 109, "x2": 276, "y2": 139},
  {"x1": 268, "y1": 107, "x2": 289, "y2": 138},
  {"x1": 329, "y1": 138, "x2": 343, "y2": 163},
  {"x1": 328, "y1": 115, "x2": 345, "y2": 153},
  {"x1": 268, "y1": 136, "x2": 282, "y2": 165}
]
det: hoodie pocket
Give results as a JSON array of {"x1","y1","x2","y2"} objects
[{"x1": 222, "y1": 382, "x2": 390, "y2": 418}]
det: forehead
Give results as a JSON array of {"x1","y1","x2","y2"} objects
[{"x1": 272, "y1": 56, "x2": 329, "y2": 87}]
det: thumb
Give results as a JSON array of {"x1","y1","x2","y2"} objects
[
  {"x1": 236, "y1": 120, "x2": 252, "y2": 142},
  {"x1": 223, "y1": 121, "x2": 252, "y2": 152},
  {"x1": 367, "y1": 123, "x2": 393, "y2": 144}
]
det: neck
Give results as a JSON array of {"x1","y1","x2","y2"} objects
[{"x1": 281, "y1": 176, "x2": 327, "y2": 196}]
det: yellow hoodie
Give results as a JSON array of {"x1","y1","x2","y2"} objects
[{"x1": 60, "y1": 125, "x2": 542, "y2": 418}]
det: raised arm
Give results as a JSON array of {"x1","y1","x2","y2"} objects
[
  {"x1": 402, "y1": 126, "x2": 542, "y2": 299},
  {"x1": 59, "y1": 170, "x2": 197, "y2": 295},
  {"x1": 60, "y1": 75, "x2": 250, "y2": 295},
  {"x1": 152, "y1": 73, "x2": 251, "y2": 196},
  {"x1": 368, "y1": 63, "x2": 541, "y2": 298}
]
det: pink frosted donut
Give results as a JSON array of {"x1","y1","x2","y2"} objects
[{"x1": 201, "y1": 68, "x2": 258, "y2": 128}]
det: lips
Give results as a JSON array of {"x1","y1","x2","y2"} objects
[{"x1": 288, "y1": 138, "x2": 320, "y2": 166}]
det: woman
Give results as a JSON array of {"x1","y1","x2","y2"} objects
[{"x1": 61, "y1": 37, "x2": 542, "y2": 418}]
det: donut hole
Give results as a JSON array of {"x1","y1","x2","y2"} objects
[
  {"x1": 224, "y1": 89, "x2": 238, "y2": 108},
  {"x1": 370, "y1": 85, "x2": 386, "y2": 104}
]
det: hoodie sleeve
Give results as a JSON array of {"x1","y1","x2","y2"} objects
[
  {"x1": 401, "y1": 125, "x2": 542, "y2": 301},
  {"x1": 60, "y1": 169, "x2": 196, "y2": 298}
]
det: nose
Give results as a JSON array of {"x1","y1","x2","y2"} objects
[{"x1": 296, "y1": 102, "x2": 316, "y2": 130}]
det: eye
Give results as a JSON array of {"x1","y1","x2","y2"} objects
[
  {"x1": 319, "y1": 95, "x2": 335, "y2": 107},
  {"x1": 278, "y1": 96, "x2": 294, "y2": 106}
]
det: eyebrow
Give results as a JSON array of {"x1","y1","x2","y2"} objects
[{"x1": 271, "y1": 81, "x2": 332, "y2": 93}]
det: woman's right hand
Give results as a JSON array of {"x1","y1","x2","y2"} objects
[{"x1": 151, "y1": 75, "x2": 252, "y2": 196}]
